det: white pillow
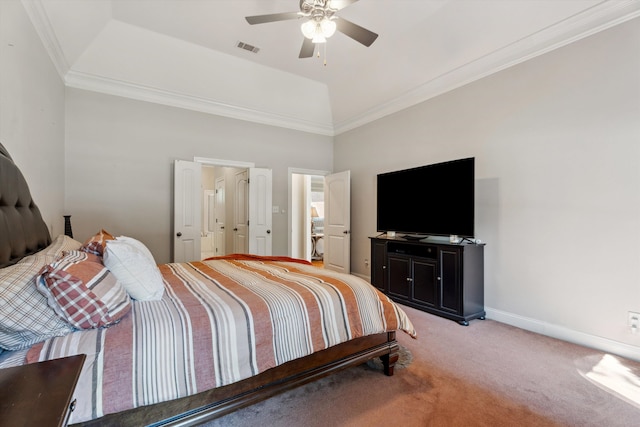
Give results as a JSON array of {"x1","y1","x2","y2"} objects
[
  {"x1": 103, "y1": 237, "x2": 164, "y2": 301},
  {"x1": 115, "y1": 236, "x2": 156, "y2": 262}
]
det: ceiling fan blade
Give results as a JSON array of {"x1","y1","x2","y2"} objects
[
  {"x1": 299, "y1": 38, "x2": 315, "y2": 58},
  {"x1": 335, "y1": 17, "x2": 378, "y2": 47},
  {"x1": 329, "y1": 0, "x2": 359, "y2": 11},
  {"x1": 246, "y1": 12, "x2": 300, "y2": 25}
]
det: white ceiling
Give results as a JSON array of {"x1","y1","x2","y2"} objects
[{"x1": 24, "y1": 0, "x2": 640, "y2": 135}]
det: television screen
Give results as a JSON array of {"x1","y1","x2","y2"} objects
[{"x1": 376, "y1": 157, "x2": 474, "y2": 238}]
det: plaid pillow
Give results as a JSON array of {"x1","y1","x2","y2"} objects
[
  {"x1": 79, "y1": 229, "x2": 115, "y2": 256},
  {"x1": 37, "y1": 251, "x2": 132, "y2": 329},
  {"x1": 0, "y1": 235, "x2": 81, "y2": 351}
]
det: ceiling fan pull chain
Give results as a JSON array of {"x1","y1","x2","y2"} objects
[{"x1": 324, "y1": 43, "x2": 328, "y2": 66}]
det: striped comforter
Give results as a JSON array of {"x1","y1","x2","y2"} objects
[{"x1": 26, "y1": 257, "x2": 416, "y2": 424}]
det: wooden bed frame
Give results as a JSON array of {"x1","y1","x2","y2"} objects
[
  {"x1": 0, "y1": 142, "x2": 400, "y2": 426},
  {"x1": 81, "y1": 332, "x2": 398, "y2": 426}
]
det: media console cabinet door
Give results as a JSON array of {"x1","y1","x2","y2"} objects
[
  {"x1": 371, "y1": 239, "x2": 388, "y2": 292},
  {"x1": 411, "y1": 258, "x2": 438, "y2": 308},
  {"x1": 439, "y1": 248, "x2": 462, "y2": 314},
  {"x1": 387, "y1": 254, "x2": 411, "y2": 299}
]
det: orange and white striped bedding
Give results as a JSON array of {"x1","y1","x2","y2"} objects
[{"x1": 26, "y1": 257, "x2": 416, "y2": 424}]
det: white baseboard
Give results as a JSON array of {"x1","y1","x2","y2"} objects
[
  {"x1": 486, "y1": 307, "x2": 640, "y2": 363},
  {"x1": 355, "y1": 272, "x2": 640, "y2": 362}
]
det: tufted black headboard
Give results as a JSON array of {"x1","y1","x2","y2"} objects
[{"x1": 0, "y1": 142, "x2": 52, "y2": 268}]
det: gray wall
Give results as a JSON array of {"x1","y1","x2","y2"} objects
[
  {"x1": 0, "y1": 0, "x2": 66, "y2": 236},
  {"x1": 335, "y1": 18, "x2": 640, "y2": 354},
  {"x1": 64, "y1": 88, "x2": 333, "y2": 264}
]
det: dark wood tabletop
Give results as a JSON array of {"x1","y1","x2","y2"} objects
[{"x1": 0, "y1": 354, "x2": 86, "y2": 427}]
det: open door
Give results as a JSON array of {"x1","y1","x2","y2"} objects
[
  {"x1": 249, "y1": 168, "x2": 273, "y2": 255},
  {"x1": 323, "y1": 170, "x2": 350, "y2": 273},
  {"x1": 214, "y1": 177, "x2": 226, "y2": 256},
  {"x1": 173, "y1": 160, "x2": 202, "y2": 262},
  {"x1": 233, "y1": 170, "x2": 249, "y2": 254}
]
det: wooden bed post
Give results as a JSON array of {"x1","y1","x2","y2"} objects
[
  {"x1": 380, "y1": 331, "x2": 399, "y2": 376},
  {"x1": 64, "y1": 215, "x2": 73, "y2": 238}
]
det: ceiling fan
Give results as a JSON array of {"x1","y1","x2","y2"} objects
[{"x1": 245, "y1": 0, "x2": 378, "y2": 59}]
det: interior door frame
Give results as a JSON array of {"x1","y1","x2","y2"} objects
[
  {"x1": 195, "y1": 157, "x2": 255, "y2": 169},
  {"x1": 287, "y1": 167, "x2": 331, "y2": 258},
  {"x1": 194, "y1": 157, "x2": 255, "y2": 257}
]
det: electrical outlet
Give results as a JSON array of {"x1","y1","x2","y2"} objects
[
  {"x1": 364, "y1": 258, "x2": 369, "y2": 267},
  {"x1": 628, "y1": 311, "x2": 640, "y2": 334}
]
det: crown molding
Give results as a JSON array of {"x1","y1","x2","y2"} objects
[
  {"x1": 24, "y1": 0, "x2": 639, "y2": 137},
  {"x1": 23, "y1": 1, "x2": 334, "y2": 136},
  {"x1": 334, "y1": 0, "x2": 640, "y2": 135},
  {"x1": 21, "y1": 0, "x2": 69, "y2": 79},
  {"x1": 64, "y1": 70, "x2": 335, "y2": 136}
]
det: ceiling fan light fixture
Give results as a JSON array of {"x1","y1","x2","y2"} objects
[
  {"x1": 321, "y1": 18, "x2": 336, "y2": 38},
  {"x1": 301, "y1": 17, "x2": 336, "y2": 43},
  {"x1": 301, "y1": 19, "x2": 318, "y2": 39},
  {"x1": 246, "y1": 0, "x2": 379, "y2": 60}
]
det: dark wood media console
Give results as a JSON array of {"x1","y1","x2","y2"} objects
[{"x1": 370, "y1": 236, "x2": 485, "y2": 325}]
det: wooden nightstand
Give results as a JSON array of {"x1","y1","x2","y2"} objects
[{"x1": 0, "y1": 354, "x2": 86, "y2": 427}]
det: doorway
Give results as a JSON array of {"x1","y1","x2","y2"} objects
[
  {"x1": 200, "y1": 165, "x2": 249, "y2": 260},
  {"x1": 196, "y1": 162, "x2": 273, "y2": 260},
  {"x1": 289, "y1": 168, "x2": 351, "y2": 273},
  {"x1": 174, "y1": 156, "x2": 273, "y2": 263},
  {"x1": 289, "y1": 169, "x2": 329, "y2": 264}
]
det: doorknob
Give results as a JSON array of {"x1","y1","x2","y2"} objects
[
  {"x1": 343, "y1": 230, "x2": 350, "y2": 234},
  {"x1": 176, "y1": 232, "x2": 182, "y2": 237},
  {"x1": 267, "y1": 230, "x2": 271, "y2": 234}
]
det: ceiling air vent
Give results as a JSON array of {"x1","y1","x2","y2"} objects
[{"x1": 236, "y1": 41, "x2": 260, "y2": 54}]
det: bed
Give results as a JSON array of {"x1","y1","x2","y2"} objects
[{"x1": 0, "y1": 142, "x2": 416, "y2": 426}]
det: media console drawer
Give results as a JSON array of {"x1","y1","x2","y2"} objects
[
  {"x1": 387, "y1": 242, "x2": 437, "y2": 259},
  {"x1": 370, "y1": 237, "x2": 485, "y2": 326}
]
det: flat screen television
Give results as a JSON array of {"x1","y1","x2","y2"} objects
[{"x1": 376, "y1": 157, "x2": 475, "y2": 238}]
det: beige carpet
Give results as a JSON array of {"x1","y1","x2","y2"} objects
[{"x1": 204, "y1": 304, "x2": 640, "y2": 427}]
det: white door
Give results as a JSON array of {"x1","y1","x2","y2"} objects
[
  {"x1": 324, "y1": 170, "x2": 351, "y2": 273},
  {"x1": 201, "y1": 190, "x2": 216, "y2": 259},
  {"x1": 214, "y1": 177, "x2": 226, "y2": 256},
  {"x1": 249, "y1": 168, "x2": 273, "y2": 255},
  {"x1": 233, "y1": 170, "x2": 249, "y2": 254},
  {"x1": 173, "y1": 160, "x2": 202, "y2": 262}
]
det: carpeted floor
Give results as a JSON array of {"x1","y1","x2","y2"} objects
[{"x1": 203, "y1": 304, "x2": 640, "y2": 427}]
